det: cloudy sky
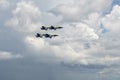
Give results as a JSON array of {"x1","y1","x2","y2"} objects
[{"x1": 0, "y1": 0, "x2": 120, "y2": 80}]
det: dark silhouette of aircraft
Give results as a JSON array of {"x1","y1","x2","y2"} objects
[
  {"x1": 40, "y1": 26, "x2": 63, "y2": 30},
  {"x1": 35, "y1": 33, "x2": 43, "y2": 38},
  {"x1": 48, "y1": 26, "x2": 63, "y2": 30},
  {"x1": 41, "y1": 26, "x2": 48, "y2": 30},
  {"x1": 43, "y1": 34, "x2": 58, "y2": 38},
  {"x1": 35, "y1": 33, "x2": 58, "y2": 38}
]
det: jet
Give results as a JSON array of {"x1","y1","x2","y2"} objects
[
  {"x1": 40, "y1": 26, "x2": 63, "y2": 30},
  {"x1": 35, "y1": 33, "x2": 43, "y2": 38},
  {"x1": 41, "y1": 26, "x2": 48, "y2": 30},
  {"x1": 35, "y1": 33, "x2": 58, "y2": 38},
  {"x1": 43, "y1": 34, "x2": 58, "y2": 38},
  {"x1": 48, "y1": 26, "x2": 63, "y2": 30}
]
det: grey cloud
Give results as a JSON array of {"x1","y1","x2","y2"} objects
[
  {"x1": 0, "y1": 51, "x2": 22, "y2": 60},
  {"x1": 0, "y1": 0, "x2": 9, "y2": 9}
]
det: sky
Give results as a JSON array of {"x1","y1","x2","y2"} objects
[{"x1": 0, "y1": 0, "x2": 120, "y2": 80}]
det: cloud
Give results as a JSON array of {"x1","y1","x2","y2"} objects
[
  {"x1": 102, "y1": 5, "x2": 120, "y2": 33},
  {"x1": 25, "y1": 36, "x2": 47, "y2": 51},
  {"x1": 83, "y1": 12, "x2": 101, "y2": 31},
  {"x1": 6, "y1": 1, "x2": 41, "y2": 33},
  {"x1": 0, "y1": 51, "x2": 22, "y2": 60},
  {"x1": 99, "y1": 67, "x2": 120, "y2": 79},
  {"x1": 6, "y1": 1, "x2": 62, "y2": 33},
  {"x1": 24, "y1": 35, "x2": 120, "y2": 67},
  {"x1": 0, "y1": 0, "x2": 9, "y2": 9},
  {"x1": 61, "y1": 22, "x2": 99, "y2": 40},
  {"x1": 1, "y1": 0, "x2": 120, "y2": 79},
  {"x1": 5, "y1": 0, "x2": 120, "y2": 71},
  {"x1": 51, "y1": 0, "x2": 113, "y2": 21}
]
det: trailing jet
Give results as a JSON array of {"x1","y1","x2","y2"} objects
[
  {"x1": 40, "y1": 26, "x2": 63, "y2": 30},
  {"x1": 35, "y1": 33, "x2": 58, "y2": 38}
]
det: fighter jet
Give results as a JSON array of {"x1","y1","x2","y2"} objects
[
  {"x1": 43, "y1": 34, "x2": 58, "y2": 38},
  {"x1": 35, "y1": 33, "x2": 43, "y2": 38},
  {"x1": 35, "y1": 33, "x2": 58, "y2": 38},
  {"x1": 48, "y1": 26, "x2": 63, "y2": 30},
  {"x1": 40, "y1": 26, "x2": 63, "y2": 30},
  {"x1": 41, "y1": 26, "x2": 48, "y2": 30}
]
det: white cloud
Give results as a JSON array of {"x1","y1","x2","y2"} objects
[
  {"x1": 1, "y1": 0, "x2": 120, "y2": 79},
  {"x1": 24, "y1": 35, "x2": 120, "y2": 67},
  {"x1": 61, "y1": 22, "x2": 99, "y2": 40},
  {"x1": 6, "y1": 1, "x2": 62, "y2": 33},
  {"x1": 83, "y1": 13, "x2": 101, "y2": 31},
  {"x1": 7, "y1": 1, "x2": 119, "y2": 68},
  {"x1": 0, "y1": 0, "x2": 9, "y2": 9},
  {"x1": 0, "y1": 51, "x2": 22, "y2": 60},
  {"x1": 51, "y1": 0, "x2": 113, "y2": 21},
  {"x1": 5, "y1": 0, "x2": 120, "y2": 71},
  {"x1": 102, "y1": 5, "x2": 120, "y2": 33},
  {"x1": 24, "y1": 36, "x2": 87, "y2": 64},
  {"x1": 25, "y1": 36, "x2": 47, "y2": 51},
  {"x1": 6, "y1": 1, "x2": 41, "y2": 33}
]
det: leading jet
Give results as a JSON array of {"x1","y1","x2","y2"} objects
[{"x1": 48, "y1": 26, "x2": 63, "y2": 30}]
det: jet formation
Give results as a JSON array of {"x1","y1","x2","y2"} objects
[{"x1": 35, "y1": 26, "x2": 63, "y2": 38}]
